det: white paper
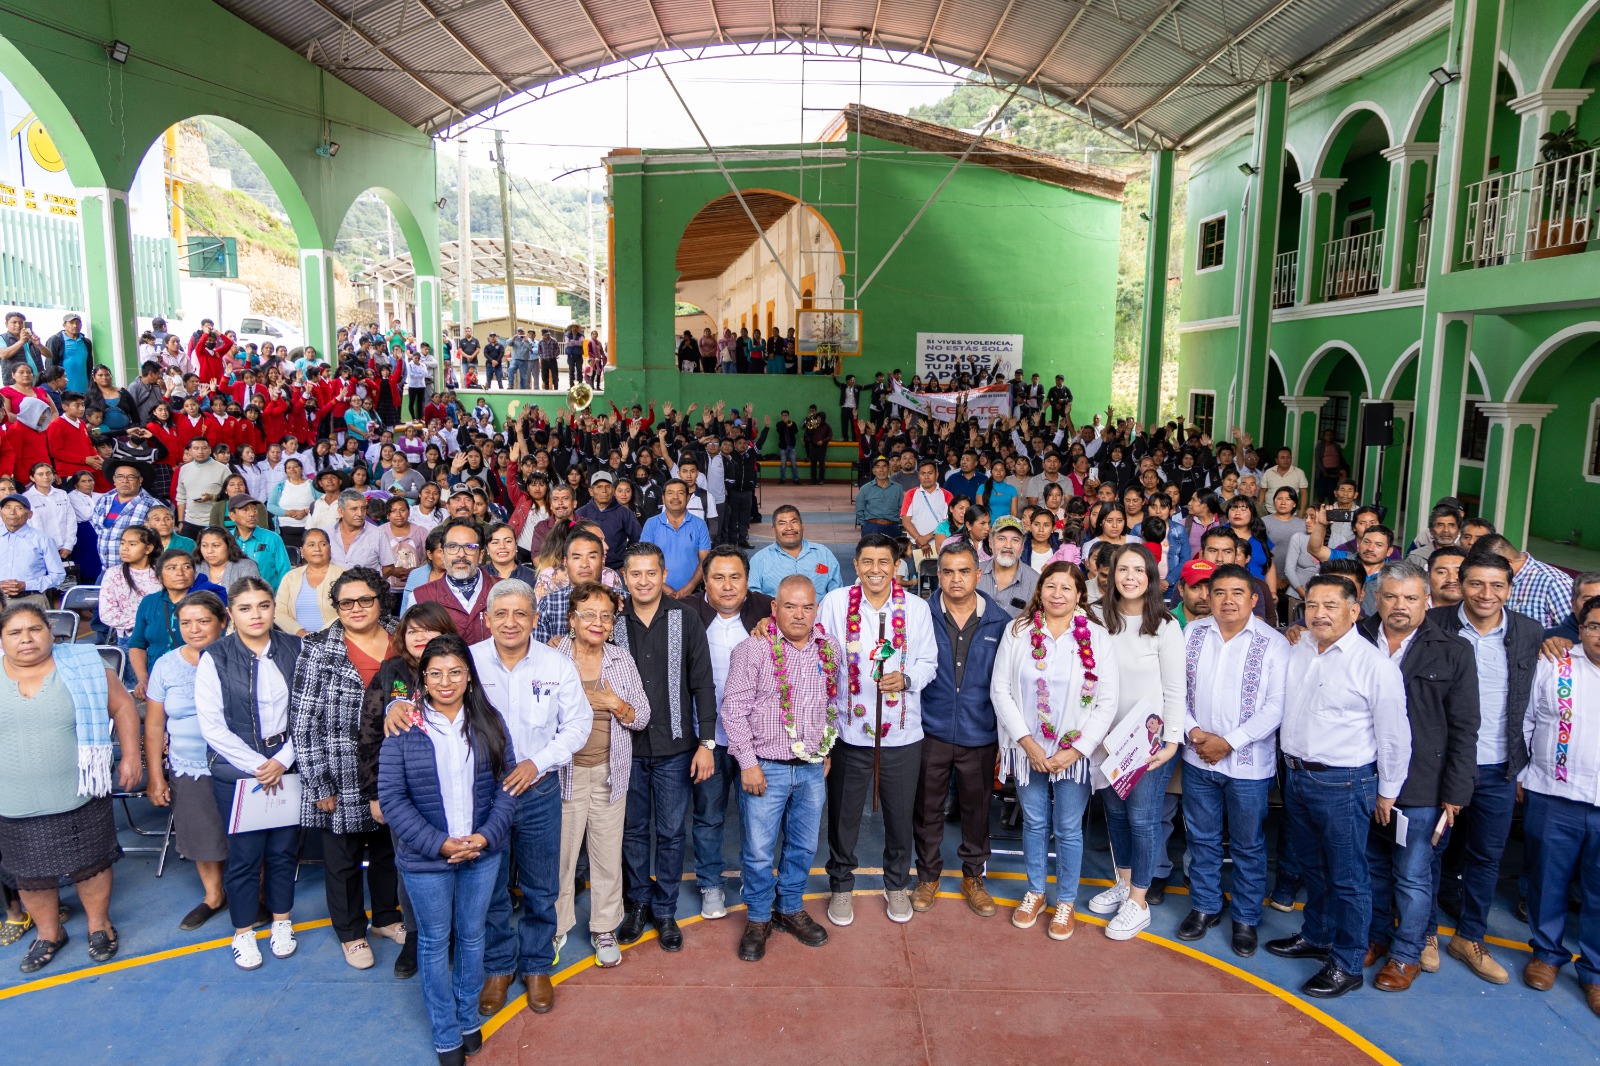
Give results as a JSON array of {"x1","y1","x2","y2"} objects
[
  {"x1": 1393, "y1": 808, "x2": 1410, "y2": 847},
  {"x1": 228, "y1": 773, "x2": 303, "y2": 833}
]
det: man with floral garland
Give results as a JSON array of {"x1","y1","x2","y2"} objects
[
  {"x1": 816, "y1": 534, "x2": 939, "y2": 926},
  {"x1": 723, "y1": 574, "x2": 843, "y2": 961}
]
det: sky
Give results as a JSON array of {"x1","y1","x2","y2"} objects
[{"x1": 443, "y1": 47, "x2": 973, "y2": 194}]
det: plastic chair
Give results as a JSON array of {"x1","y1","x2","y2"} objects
[
  {"x1": 285, "y1": 545, "x2": 303, "y2": 567},
  {"x1": 95, "y1": 645, "x2": 126, "y2": 678},
  {"x1": 61, "y1": 584, "x2": 100, "y2": 615}
]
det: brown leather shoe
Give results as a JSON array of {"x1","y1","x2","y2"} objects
[
  {"x1": 1522, "y1": 959, "x2": 1559, "y2": 991},
  {"x1": 1585, "y1": 984, "x2": 1600, "y2": 1017},
  {"x1": 1374, "y1": 959, "x2": 1421, "y2": 992},
  {"x1": 478, "y1": 974, "x2": 512, "y2": 1017},
  {"x1": 1363, "y1": 941, "x2": 1387, "y2": 968},
  {"x1": 961, "y1": 877, "x2": 997, "y2": 918},
  {"x1": 525, "y1": 974, "x2": 554, "y2": 1014},
  {"x1": 911, "y1": 881, "x2": 940, "y2": 912}
]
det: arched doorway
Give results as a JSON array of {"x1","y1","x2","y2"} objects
[
  {"x1": 1298, "y1": 344, "x2": 1373, "y2": 494},
  {"x1": 1508, "y1": 324, "x2": 1600, "y2": 549},
  {"x1": 1313, "y1": 107, "x2": 1393, "y2": 300}
]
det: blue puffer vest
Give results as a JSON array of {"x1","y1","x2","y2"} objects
[{"x1": 202, "y1": 629, "x2": 303, "y2": 784}]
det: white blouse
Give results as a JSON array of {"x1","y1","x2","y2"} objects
[
  {"x1": 990, "y1": 616, "x2": 1120, "y2": 784},
  {"x1": 1522, "y1": 653, "x2": 1600, "y2": 807}
]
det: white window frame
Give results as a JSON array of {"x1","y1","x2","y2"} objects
[
  {"x1": 1459, "y1": 394, "x2": 1488, "y2": 469},
  {"x1": 1342, "y1": 210, "x2": 1376, "y2": 239},
  {"x1": 1320, "y1": 391, "x2": 1353, "y2": 448},
  {"x1": 1585, "y1": 398, "x2": 1600, "y2": 485},
  {"x1": 1195, "y1": 211, "x2": 1228, "y2": 274},
  {"x1": 1188, "y1": 389, "x2": 1218, "y2": 438}
]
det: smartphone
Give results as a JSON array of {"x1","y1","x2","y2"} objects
[{"x1": 1326, "y1": 508, "x2": 1355, "y2": 523}]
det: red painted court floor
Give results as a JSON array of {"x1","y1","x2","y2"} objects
[{"x1": 478, "y1": 893, "x2": 1376, "y2": 1065}]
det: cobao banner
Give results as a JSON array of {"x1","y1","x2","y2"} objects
[
  {"x1": 886, "y1": 381, "x2": 1012, "y2": 425},
  {"x1": 915, "y1": 332, "x2": 1023, "y2": 380}
]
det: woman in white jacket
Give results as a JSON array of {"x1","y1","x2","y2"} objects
[
  {"x1": 1086, "y1": 543, "x2": 1185, "y2": 942},
  {"x1": 991, "y1": 560, "x2": 1119, "y2": 942}
]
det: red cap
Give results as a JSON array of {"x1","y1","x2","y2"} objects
[{"x1": 1180, "y1": 559, "x2": 1216, "y2": 586}]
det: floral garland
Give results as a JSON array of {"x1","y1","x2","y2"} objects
[
  {"x1": 768, "y1": 619, "x2": 840, "y2": 763},
  {"x1": 845, "y1": 581, "x2": 908, "y2": 738},
  {"x1": 1029, "y1": 609, "x2": 1096, "y2": 746}
]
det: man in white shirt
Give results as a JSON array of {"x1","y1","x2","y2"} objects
[
  {"x1": 1024, "y1": 452, "x2": 1066, "y2": 504},
  {"x1": 1266, "y1": 574, "x2": 1410, "y2": 999},
  {"x1": 900, "y1": 459, "x2": 951, "y2": 562},
  {"x1": 327, "y1": 489, "x2": 394, "y2": 570},
  {"x1": 687, "y1": 545, "x2": 774, "y2": 922},
  {"x1": 1178, "y1": 564, "x2": 1288, "y2": 959},
  {"x1": 470, "y1": 579, "x2": 590, "y2": 1017},
  {"x1": 817, "y1": 534, "x2": 939, "y2": 926},
  {"x1": 1260, "y1": 447, "x2": 1309, "y2": 512}
]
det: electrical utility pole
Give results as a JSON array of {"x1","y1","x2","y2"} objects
[
  {"x1": 457, "y1": 138, "x2": 472, "y2": 336},
  {"x1": 494, "y1": 128, "x2": 518, "y2": 335},
  {"x1": 586, "y1": 169, "x2": 596, "y2": 331}
]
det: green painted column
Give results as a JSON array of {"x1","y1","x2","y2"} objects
[
  {"x1": 1379, "y1": 146, "x2": 1437, "y2": 292},
  {"x1": 79, "y1": 189, "x2": 138, "y2": 385},
  {"x1": 1478, "y1": 403, "x2": 1556, "y2": 547},
  {"x1": 1138, "y1": 150, "x2": 1175, "y2": 427},
  {"x1": 1282, "y1": 396, "x2": 1328, "y2": 475},
  {"x1": 606, "y1": 154, "x2": 656, "y2": 404},
  {"x1": 1233, "y1": 81, "x2": 1289, "y2": 442},
  {"x1": 1295, "y1": 179, "x2": 1344, "y2": 304},
  {"x1": 416, "y1": 273, "x2": 442, "y2": 386},
  {"x1": 300, "y1": 250, "x2": 338, "y2": 362},
  {"x1": 1406, "y1": 0, "x2": 1504, "y2": 543}
]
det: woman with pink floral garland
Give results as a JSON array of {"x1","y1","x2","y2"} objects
[{"x1": 990, "y1": 561, "x2": 1119, "y2": 942}]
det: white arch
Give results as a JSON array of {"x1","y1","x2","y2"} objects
[
  {"x1": 1500, "y1": 51, "x2": 1527, "y2": 98},
  {"x1": 1507, "y1": 322, "x2": 1600, "y2": 401},
  {"x1": 1402, "y1": 81, "x2": 1442, "y2": 144},
  {"x1": 1539, "y1": 0, "x2": 1600, "y2": 91},
  {"x1": 1295, "y1": 340, "x2": 1375, "y2": 397},
  {"x1": 1268, "y1": 349, "x2": 1289, "y2": 389},
  {"x1": 1281, "y1": 143, "x2": 1306, "y2": 181},
  {"x1": 1377, "y1": 344, "x2": 1487, "y2": 399},
  {"x1": 1312, "y1": 101, "x2": 1396, "y2": 177}
]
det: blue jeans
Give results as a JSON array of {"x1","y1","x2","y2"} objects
[
  {"x1": 1015, "y1": 771, "x2": 1092, "y2": 901},
  {"x1": 623, "y1": 750, "x2": 693, "y2": 918},
  {"x1": 1101, "y1": 758, "x2": 1175, "y2": 890},
  {"x1": 1182, "y1": 765, "x2": 1271, "y2": 924},
  {"x1": 1523, "y1": 790, "x2": 1600, "y2": 983},
  {"x1": 404, "y1": 854, "x2": 502, "y2": 1053},
  {"x1": 211, "y1": 778, "x2": 297, "y2": 929},
  {"x1": 740, "y1": 759, "x2": 826, "y2": 922},
  {"x1": 779, "y1": 447, "x2": 797, "y2": 481},
  {"x1": 483, "y1": 772, "x2": 561, "y2": 979},
  {"x1": 1457, "y1": 763, "x2": 1516, "y2": 943},
  {"x1": 691, "y1": 747, "x2": 740, "y2": 889},
  {"x1": 1367, "y1": 804, "x2": 1447, "y2": 964},
  {"x1": 1284, "y1": 763, "x2": 1378, "y2": 974},
  {"x1": 510, "y1": 360, "x2": 534, "y2": 390}
]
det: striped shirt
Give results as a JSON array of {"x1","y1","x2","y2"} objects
[{"x1": 721, "y1": 630, "x2": 843, "y2": 769}]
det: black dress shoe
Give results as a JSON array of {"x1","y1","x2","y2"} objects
[
  {"x1": 1266, "y1": 933, "x2": 1331, "y2": 960},
  {"x1": 1176, "y1": 910, "x2": 1222, "y2": 941},
  {"x1": 1147, "y1": 877, "x2": 1168, "y2": 906},
  {"x1": 617, "y1": 903, "x2": 650, "y2": 945},
  {"x1": 1302, "y1": 962, "x2": 1364, "y2": 999},
  {"x1": 462, "y1": 1029, "x2": 483, "y2": 1057},
  {"x1": 179, "y1": 899, "x2": 227, "y2": 932},
  {"x1": 738, "y1": 921, "x2": 771, "y2": 962},
  {"x1": 1516, "y1": 896, "x2": 1529, "y2": 923},
  {"x1": 772, "y1": 909, "x2": 829, "y2": 947},
  {"x1": 1231, "y1": 922, "x2": 1258, "y2": 957},
  {"x1": 437, "y1": 1046, "x2": 466, "y2": 1066},
  {"x1": 394, "y1": 939, "x2": 418, "y2": 980},
  {"x1": 653, "y1": 913, "x2": 683, "y2": 952}
]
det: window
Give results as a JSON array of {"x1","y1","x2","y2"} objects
[
  {"x1": 1460, "y1": 399, "x2": 1490, "y2": 463},
  {"x1": 1189, "y1": 391, "x2": 1216, "y2": 439},
  {"x1": 1586, "y1": 400, "x2": 1600, "y2": 483},
  {"x1": 1320, "y1": 394, "x2": 1352, "y2": 446},
  {"x1": 1197, "y1": 214, "x2": 1226, "y2": 271}
]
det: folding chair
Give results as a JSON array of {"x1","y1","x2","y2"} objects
[
  {"x1": 46, "y1": 609, "x2": 77, "y2": 642},
  {"x1": 61, "y1": 584, "x2": 99, "y2": 642},
  {"x1": 109, "y1": 725, "x2": 175, "y2": 876},
  {"x1": 95, "y1": 645, "x2": 126, "y2": 678},
  {"x1": 285, "y1": 545, "x2": 303, "y2": 567}
]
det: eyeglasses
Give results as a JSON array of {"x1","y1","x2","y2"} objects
[
  {"x1": 336, "y1": 595, "x2": 380, "y2": 611},
  {"x1": 1581, "y1": 624, "x2": 1600, "y2": 635},
  {"x1": 424, "y1": 668, "x2": 467, "y2": 683},
  {"x1": 572, "y1": 610, "x2": 615, "y2": 625},
  {"x1": 442, "y1": 542, "x2": 481, "y2": 554}
]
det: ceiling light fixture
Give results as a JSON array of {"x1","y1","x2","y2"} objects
[
  {"x1": 315, "y1": 141, "x2": 340, "y2": 158},
  {"x1": 106, "y1": 40, "x2": 130, "y2": 64},
  {"x1": 1429, "y1": 66, "x2": 1461, "y2": 86},
  {"x1": 1238, "y1": 163, "x2": 1259, "y2": 176}
]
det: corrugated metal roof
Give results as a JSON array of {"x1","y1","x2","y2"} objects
[{"x1": 209, "y1": 0, "x2": 1442, "y2": 145}]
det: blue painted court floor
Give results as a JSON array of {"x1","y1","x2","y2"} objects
[{"x1": 2, "y1": 789, "x2": 1594, "y2": 1065}]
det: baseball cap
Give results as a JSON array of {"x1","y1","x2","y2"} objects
[
  {"x1": 228, "y1": 493, "x2": 262, "y2": 512},
  {"x1": 991, "y1": 515, "x2": 1026, "y2": 537},
  {"x1": 447, "y1": 484, "x2": 475, "y2": 499},
  {"x1": 1180, "y1": 559, "x2": 1217, "y2": 586},
  {"x1": 0, "y1": 493, "x2": 30, "y2": 510},
  {"x1": 590, "y1": 470, "x2": 616, "y2": 486}
]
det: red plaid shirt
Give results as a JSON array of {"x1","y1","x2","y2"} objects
[{"x1": 722, "y1": 630, "x2": 843, "y2": 770}]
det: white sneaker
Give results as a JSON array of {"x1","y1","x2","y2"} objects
[
  {"x1": 269, "y1": 919, "x2": 297, "y2": 958},
  {"x1": 1088, "y1": 879, "x2": 1130, "y2": 915},
  {"x1": 827, "y1": 891, "x2": 855, "y2": 927},
  {"x1": 232, "y1": 931, "x2": 263, "y2": 970},
  {"x1": 1105, "y1": 898, "x2": 1151, "y2": 941},
  {"x1": 701, "y1": 886, "x2": 727, "y2": 920}
]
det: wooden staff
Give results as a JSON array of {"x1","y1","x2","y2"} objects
[{"x1": 872, "y1": 614, "x2": 885, "y2": 812}]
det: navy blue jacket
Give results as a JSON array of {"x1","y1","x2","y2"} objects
[
  {"x1": 1427, "y1": 604, "x2": 1543, "y2": 781},
  {"x1": 378, "y1": 714, "x2": 517, "y2": 874},
  {"x1": 922, "y1": 590, "x2": 1009, "y2": 747}
]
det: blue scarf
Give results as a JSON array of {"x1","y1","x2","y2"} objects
[{"x1": 50, "y1": 644, "x2": 114, "y2": 796}]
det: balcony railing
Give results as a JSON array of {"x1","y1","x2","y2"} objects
[
  {"x1": 1321, "y1": 228, "x2": 1384, "y2": 300},
  {"x1": 1411, "y1": 217, "x2": 1431, "y2": 289},
  {"x1": 1272, "y1": 250, "x2": 1298, "y2": 308},
  {"x1": 1462, "y1": 146, "x2": 1598, "y2": 266}
]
